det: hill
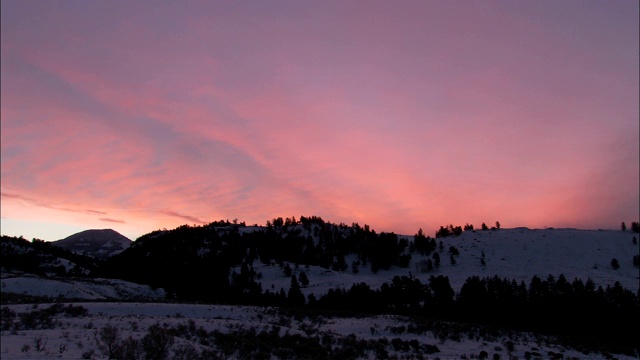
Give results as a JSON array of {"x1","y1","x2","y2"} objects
[
  {"x1": 0, "y1": 235, "x2": 163, "y2": 302},
  {"x1": 2, "y1": 217, "x2": 638, "y2": 354},
  {"x1": 52, "y1": 229, "x2": 132, "y2": 260},
  {"x1": 103, "y1": 218, "x2": 639, "y2": 298},
  {"x1": 0, "y1": 235, "x2": 100, "y2": 277}
]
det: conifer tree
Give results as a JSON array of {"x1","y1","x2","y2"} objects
[{"x1": 298, "y1": 271, "x2": 309, "y2": 287}]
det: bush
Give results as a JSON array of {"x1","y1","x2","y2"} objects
[
  {"x1": 97, "y1": 324, "x2": 120, "y2": 359},
  {"x1": 142, "y1": 323, "x2": 174, "y2": 360},
  {"x1": 120, "y1": 336, "x2": 142, "y2": 360}
]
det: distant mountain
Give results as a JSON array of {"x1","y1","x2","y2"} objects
[{"x1": 53, "y1": 229, "x2": 132, "y2": 260}]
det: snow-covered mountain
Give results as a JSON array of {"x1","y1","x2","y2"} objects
[{"x1": 52, "y1": 229, "x2": 132, "y2": 259}]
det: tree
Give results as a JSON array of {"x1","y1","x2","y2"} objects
[
  {"x1": 432, "y1": 252, "x2": 440, "y2": 268},
  {"x1": 632, "y1": 222, "x2": 640, "y2": 233},
  {"x1": 611, "y1": 258, "x2": 620, "y2": 270},
  {"x1": 283, "y1": 263, "x2": 292, "y2": 277},
  {"x1": 481, "y1": 223, "x2": 489, "y2": 231},
  {"x1": 351, "y1": 260, "x2": 360, "y2": 274},
  {"x1": 495, "y1": 221, "x2": 501, "y2": 230},
  {"x1": 287, "y1": 275, "x2": 305, "y2": 306},
  {"x1": 621, "y1": 222, "x2": 627, "y2": 231},
  {"x1": 298, "y1": 271, "x2": 309, "y2": 287}
]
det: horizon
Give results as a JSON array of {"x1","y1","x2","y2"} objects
[
  {"x1": 2, "y1": 1, "x2": 639, "y2": 242},
  {"x1": 1, "y1": 216, "x2": 635, "y2": 243}
]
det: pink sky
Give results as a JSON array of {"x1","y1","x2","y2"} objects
[{"x1": 1, "y1": 1, "x2": 638, "y2": 241}]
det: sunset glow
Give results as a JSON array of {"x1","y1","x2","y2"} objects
[{"x1": 2, "y1": 1, "x2": 638, "y2": 240}]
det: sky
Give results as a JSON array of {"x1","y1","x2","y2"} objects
[{"x1": 1, "y1": 0, "x2": 638, "y2": 241}]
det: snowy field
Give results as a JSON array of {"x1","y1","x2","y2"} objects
[{"x1": 1, "y1": 302, "x2": 635, "y2": 359}]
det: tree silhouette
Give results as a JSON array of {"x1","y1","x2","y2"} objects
[
  {"x1": 610, "y1": 258, "x2": 620, "y2": 270},
  {"x1": 298, "y1": 271, "x2": 309, "y2": 287},
  {"x1": 287, "y1": 275, "x2": 305, "y2": 306}
]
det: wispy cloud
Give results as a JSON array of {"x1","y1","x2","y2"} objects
[
  {"x1": 1, "y1": 192, "x2": 107, "y2": 216},
  {"x1": 100, "y1": 218, "x2": 126, "y2": 224},
  {"x1": 159, "y1": 210, "x2": 205, "y2": 225},
  {"x1": 1, "y1": 1, "x2": 638, "y2": 240}
]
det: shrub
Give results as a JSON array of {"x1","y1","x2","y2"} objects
[
  {"x1": 142, "y1": 323, "x2": 174, "y2": 360},
  {"x1": 97, "y1": 324, "x2": 121, "y2": 359},
  {"x1": 120, "y1": 336, "x2": 142, "y2": 360}
]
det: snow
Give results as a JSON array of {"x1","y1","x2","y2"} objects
[
  {"x1": 1, "y1": 302, "x2": 636, "y2": 359},
  {"x1": 252, "y1": 228, "x2": 639, "y2": 296},
  {"x1": 1, "y1": 274, "x2": 165, "y2": 301},
  {"x1": 1, "y1": 227, "x2": 638, "y2": 359}
]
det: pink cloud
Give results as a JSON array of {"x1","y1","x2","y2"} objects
[{"x1": 1, "y1": 1, "x2": 637, "y2": 240}]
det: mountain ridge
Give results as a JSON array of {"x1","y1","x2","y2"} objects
[{"x1": 52, "y1": 228, "x2": 132, "y2": 260}]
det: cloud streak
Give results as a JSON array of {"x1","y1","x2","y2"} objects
[
  {"x1": 100, "y1": 218, "x2": 126, "y2": 224},
  {"x1": 1, "y1": 1, "x2": 638, "y2": 240}
]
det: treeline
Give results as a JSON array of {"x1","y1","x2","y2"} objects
[
  {"x1": 435, "y1": 221, "x2": 500, "y2": 237},
  {"x1": 312, "y1": 275, "x2": 638, "y2": 354},
  {"x1": 102, "y1": 217, "x2": 416, "y2": 299}
]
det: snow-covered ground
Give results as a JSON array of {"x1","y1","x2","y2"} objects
[
  {"x1": 1, "y1": 273, "x2": 165, "y2": 301},
  {"x1": 1, "y1": 302, "x2": 635, "y2": 359},
  {"x1": 250, "y1": 228, "x2": 639, "y2": 297},
  {"x1": 1, "y1": 228, "x2": 638, "y2": 359}
]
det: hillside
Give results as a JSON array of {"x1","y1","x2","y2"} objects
[
  {"x1": 0, "y1": 235, "x2": 100, "y2": 277},
  {"x1": 0, "y1": 235, "x2": 162, "y2": 302},
  {"x1": 250, "y1": 227, "x2": 640, "y2": 298},
  {"x1": 2, "y1": 218, "x2": 638, "y2": 356},
  {"x1": 52, "y1": 229, "x2": 132, "y2": 260}
]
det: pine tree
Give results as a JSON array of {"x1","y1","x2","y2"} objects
[
  {"x1": 433, "y1": 252, "x2": 440, "y2": 268},
  {"x1": 298, "y1": 271, "x2": 309, "y2": 287},
  {"x1": 287, "y1": 275, "x2": 305, "y2": 306}
]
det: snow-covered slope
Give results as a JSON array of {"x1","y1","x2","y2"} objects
[
  {"x1": 248, "y1": 228, "x2": 639, "y2": 297},
  {"x1": 52, "y1": 229, "x2": 132, "y2": 259},
  {"x1": 1, "y1": 272, "x2": 165, "y2": 301},
  {"x1": 6, "y1": 227, "x2": 635, "y2": 301}
]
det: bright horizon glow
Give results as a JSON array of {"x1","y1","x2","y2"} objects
[{"x1": 2, "y1": 1, "x2": 638, "y2": 241}]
